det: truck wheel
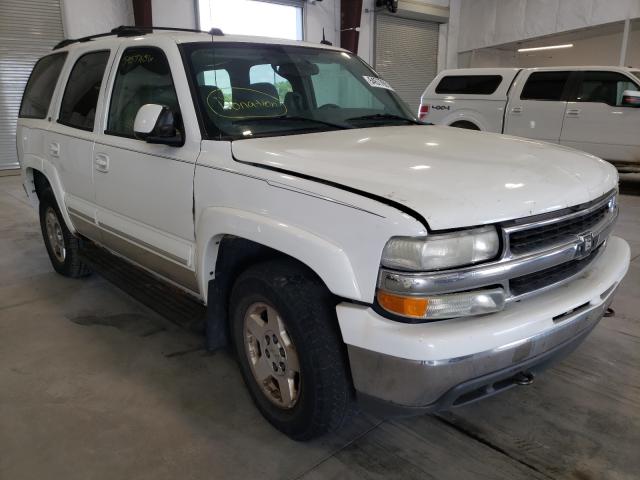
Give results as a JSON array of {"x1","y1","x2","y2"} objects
[
  {"x1": 38, "y1": 188, "x2": 91, "y2": 278},
  {"x1": 450, "y1": 120, "x2": 480, "y2": 130},
  {"x1": 229, "y1": 259, "x2": 353, "y2": 440}
]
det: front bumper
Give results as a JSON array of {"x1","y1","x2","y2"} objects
[{"x1": 338, "y1": 236, "x2": 630, "y2": 415}]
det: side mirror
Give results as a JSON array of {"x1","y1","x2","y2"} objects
[
  {"x1": 621, "y1": 90, "x2": 640, "y2": 107},
  {"x1": 133, "y1": 104, "x2": 184, "y2": 146}
]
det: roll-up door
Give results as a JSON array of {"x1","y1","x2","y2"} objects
[
  {"x1": 375, "y1": 13, "x2": 439, "y2": 114},
  {"x1": 0, "y1": 0, "x2": 64, "y2": 170}
]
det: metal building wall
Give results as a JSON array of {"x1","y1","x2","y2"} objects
[
  {"x1": 0, "y1": 0, "x2": 64, "y2": 170},
  {"x1": 375, "y1": 13, "x2": 439, "y2": 113}
]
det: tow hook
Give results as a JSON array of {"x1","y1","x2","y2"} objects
[
  {"x1": 604, "y1": 307, "x2": 615, "y2": 317},
  {"x1": 513, "y1": 371, "x2": 535, "y2": 386}
]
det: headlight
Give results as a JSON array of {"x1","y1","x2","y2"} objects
[{"x1": 381, "y1": 226, "x2": 500, "y2": 271}]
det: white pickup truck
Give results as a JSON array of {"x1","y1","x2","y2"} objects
[
  {"x1": 18, "y1": 27, "x2": 630, "y2": 440},
  {"x1": 420, "y1": 67, "x2": 640, "y2": 171}
]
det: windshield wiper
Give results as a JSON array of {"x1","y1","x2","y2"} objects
[
  {"x1": 346, "y1": 113, "x2": 422, "y2": 125},
  {"x1": 237, "y1": 116, "x2": 349, "y2": 130}
]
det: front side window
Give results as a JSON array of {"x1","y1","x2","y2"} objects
[
  {"x1": 107, "y1": 47, "x2": 180, "y2": 137},
  {"x1": 435, "y1": 75, "x2": 503, "y2": 95},
  {"x1": 20, "y1": 53, "x2": 67, "y2": 119},
  {"x1": 521, "y1": 71, "x2": 570, "y2": 101},
  {"x1": 575, "y1": 71, "x2": 640, "y2": 107},
  {"x1": 58, "y1": 51, "x2": 110, "y2": 130},
  {"x1": 183, "y1": 42, "x2": 417, "y2": 140}
]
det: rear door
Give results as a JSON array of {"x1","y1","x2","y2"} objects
[
  {"x1": 47, "y1": 48, "x2": 113, "y2": 240},
  {"x1": 504, "y1": 70, "x2": 572, "y2": 143},
  {"x1": 560, "y1": 70, "x2": 640, "y2": 164}
]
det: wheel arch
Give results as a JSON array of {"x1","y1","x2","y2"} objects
[
  {"x1": 196, "y1": 207, "x2": 362, "y2": 350},
  {"x1": 196, "y1": 207, "x2": 361, "y2": 304},
  {"x1": 22, "y1": 160, "x2": 76, "y2": 234}
]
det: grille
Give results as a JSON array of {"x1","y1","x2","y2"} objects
[
  {"x1": 509, "y1": 203, "x2": 610, "y2": 255},
  {"x1": 510, "y1": 246, "x2": 601, "y2": 297}
]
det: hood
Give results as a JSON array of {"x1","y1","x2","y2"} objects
[{"x1": 231, "y1": 126, "x2": 617, "y2": 230}]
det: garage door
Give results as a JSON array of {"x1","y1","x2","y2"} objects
[
  {"x1": 375, "y1": 13, "x2": 439, "y2": 114},
  {"x1": 0, "y1": 0, "x2": 64, "y2": 170}
]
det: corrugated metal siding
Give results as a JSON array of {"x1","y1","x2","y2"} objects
[
  {"x1": 375, "y1": 14, "x2": 439, "y2": 114},
  {"x1": 0, "y1": 0, "x2": 63, "y2": 170}
]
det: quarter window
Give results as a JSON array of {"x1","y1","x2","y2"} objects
[
  {"x1": 20, "y1": 53, "x2": 67, "y2": 119},
  {"x1": 58, "y1": 51, "x2": 110, "y2": 130},
  {"x1": 520, "y1": 71, "x2": 570, "y2": 101},
  {"x1": 435, "y1": 75, "x2": 503, "y2": 95},
  {"x1": 576, "y1": 71, "x2": 640, "y2": 107},
  {"x1": 107, "y1": 47, "x2": 180, "y2": 138}
]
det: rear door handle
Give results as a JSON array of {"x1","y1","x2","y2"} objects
[
  {"x1": 95, "y1": 153, "x2": 109, "y2": 173},
  {"x1": 49, "y1": 142, "x2": 60, "y2": 158},
  {"x1": 566, "y1": 108, "x2": 581, "y2": 117},
  {"x1": 511, "y1": 106, "x2": 523, "y2": 114}
]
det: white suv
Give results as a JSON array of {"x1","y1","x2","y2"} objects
[
  {"x1": 420, "y1": 67, "x2": 640, "y2": 172},
  {"x1": 17, "y1": 26, "x2": 630, "y2": 440}
]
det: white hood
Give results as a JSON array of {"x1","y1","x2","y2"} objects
[{"x1": 231, "y1": 125, "x2": 617, "y2": 230}]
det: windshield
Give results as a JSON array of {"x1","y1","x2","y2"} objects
[
  {"x1": 632, "y1": 71, "x2": 640, "y2": 83},
  {"x1": 182, "y1": 42, "x2": 419, "y2": 140}
]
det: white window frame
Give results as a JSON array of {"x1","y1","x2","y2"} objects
[{"x1": 195, "y1": 0, "x2": 304, "y2": 40}]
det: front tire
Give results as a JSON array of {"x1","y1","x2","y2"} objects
[
  {"x1": 38, "y1": 188, "x2": 91, "y2": 278},
  {"x1": 229, "y1": 259, "x2": 353, "y2": 440}
]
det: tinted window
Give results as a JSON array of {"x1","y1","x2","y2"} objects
[
  {"x1": 520, "y1": 71, "x2": 570, "y2": 101},
  {"x1": 19, "y1": 53, "x2": 67, "y2": 119},
  {"x1": 435, "y1": 75, "x2": 503, "y2": 95},
  {"x1": 58, "y1": 51, "x2": 110, "y2": 130},
  {"x1": 576, "y1": 71, "x2": 640, "y2": 106},
  {"x1": 250, "y1": 64, "x2": 292, "y2": 102},
  {"x1": 184, "y1": 43, "x2": 415, "y2": 140},
  {"x1": 107, "y1": 47, "x2": 180, "y2": 137}
]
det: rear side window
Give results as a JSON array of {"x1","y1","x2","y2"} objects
[
  {"x1": 58, "y1": 50, "x2": 110, "y2": 130},
  {"x1": 435, "y1": 75, "x2": 502, "y2": 95},
  {"x1": 19, "y1": 53, "x2": 67, "y2": 119},
  {"x1": 520, "y1": 71, "x2": 570, "y2": 101},
  {"x1": 106, "y1": 47, "x2": 180, "y2": 138},
  {"x1": 576, "y1": 71, "x2": 639, "y2": 106}
]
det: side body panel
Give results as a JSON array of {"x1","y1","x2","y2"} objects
[
  {"x1": 419, "y1": 68, "x2": 519, "y2": 131},
  {"x1": 560, "y1": 71, "x2": 640, "y2": 165},
  {"x1": 503, "y1": 69, "x2": 568, "y2": 143},
  {"x1": 193, "y1": 141, "x2": 426, "y2": 304}
]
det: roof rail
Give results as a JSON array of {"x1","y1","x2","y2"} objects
[{"x1": 52, "y1": 25, "x2": 223, "y2": 50}]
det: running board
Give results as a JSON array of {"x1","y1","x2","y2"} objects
[{"x1": 79, "y1": 242, "x2": 206, "y2": 334}]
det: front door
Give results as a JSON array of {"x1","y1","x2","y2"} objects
[
  {"x1": 93, "y1": 44, "x2": 200, "y2": 293},
  {"x1": 560, "y1": 70, "x2": 640, "y2": 165},
  {"x1": 504, "y1": 70, "x2": 572, "y2": 143}
]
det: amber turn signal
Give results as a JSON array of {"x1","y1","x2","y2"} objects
[{"x1": 377, "y1": 290, "x2": 428, "y2": 318}]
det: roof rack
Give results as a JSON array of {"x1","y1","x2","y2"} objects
[{"x1": 52, "y1": 25, "x2": 223, "y2": 50}]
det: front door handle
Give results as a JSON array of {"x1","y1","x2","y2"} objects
[
  {"x1": 95, "y1": 153, "x2": 109, "y2": 173},
  {"x1": 49, "y1": 142, "x2": 60, "y2": 158},
  {"x1": 566, "y1": 108, "x2": 581, "y2": 117},
  {"x1": 511, "y1": 106, "x2": 523, "y2": 114}
]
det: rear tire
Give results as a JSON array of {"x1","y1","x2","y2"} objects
[
  {"x1": 39, "y1": 188, "x2": 91, "y2": 278},
  {"x1": 229, "y1": 259, "x2": 354, "y2": 440}
]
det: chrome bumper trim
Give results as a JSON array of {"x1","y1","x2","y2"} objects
[{"x1": 350, "y1": 282, "x2": 618, "y2": 410}]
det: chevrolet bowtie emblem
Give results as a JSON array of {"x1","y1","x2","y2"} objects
[{"x1": 576, "y1": 232, "x2": 595, "y2": 259}]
